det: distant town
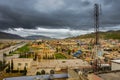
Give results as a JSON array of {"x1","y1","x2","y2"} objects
[{"x1": 0, "y1": 34, "x2": 120, "y2": 80}]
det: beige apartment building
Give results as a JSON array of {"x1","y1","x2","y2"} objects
[
  {"x1": 12, "y1": 58, "x2": 33, "y2": 70},
  {"x1": 32, "y1": 43, "x2": 55, "y2": 61},
  {"x1": 37, "y1": 47, "x2": 55, "y2": 61},
  {"x1": 111, "y1": 60, "x2": 120, "y2": 71}
]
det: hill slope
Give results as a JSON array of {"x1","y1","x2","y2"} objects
[
  {"x1": 0, "y1": 31, "x2": 24, "y2": 39},
  {"x1": 69, "y1": 30, "x2": 120, "y2": 39},
  {"x1": 25, "y1": 35, "x2": 53, "y2": 40}
]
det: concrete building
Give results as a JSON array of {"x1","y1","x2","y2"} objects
[
  {"x1": 98, "y1": 71, "x2": 120, "y2": 80},
  {"x1": 27, "y1": 59, "x2": 91, "y2": 76},
  {"x1": 37, "y1": 47, "x2": 55, "y2": 60},
  {"x1": 12, "y1": 58, "x2": 33, "y2": 70},
  {"x1": 111, "y1": 60, "x2": 120, "y2": 71},
  {"x1": 36, "y1": 43, "x2": 55, "y2": 61}
]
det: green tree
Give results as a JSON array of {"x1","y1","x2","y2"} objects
[
  {"x1": 6, "y1": 65, "x2": 10, "y2": 73},
  {"x1": 0, "y1": 61, "x2": 2, "y2": 71},
  {"x1": 50, "y1": 70, "x2": 54, "y2": 74},
  {"x1": 11, "y1": 59, "x2": 13, "y2": 71},
  {"x1": 23, "y1": 66, "x2": 27, "y2": 75},
  {"x1": 36, "y1": 72, "x2": 41, "y2": 75},
  {"x1": 41, "y1": 70, "x2": 45, "y2": 75},
  {"x1": 3, "y1": 53, "x2": 7, "y2": 57},
  {"x1": 56, "y1": 48, "x2": 58, "y2": 53},
  {"x1": 68, "y1": 49, "x2": 71, "y2": 55}
]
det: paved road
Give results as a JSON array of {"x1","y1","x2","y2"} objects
[{"x1": 0, "y1": 42, "x2": 27, "y2": 61}]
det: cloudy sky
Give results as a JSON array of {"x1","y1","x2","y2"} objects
[{"x1": 0, "y1": 0, "x2": 120, "y2": 38}]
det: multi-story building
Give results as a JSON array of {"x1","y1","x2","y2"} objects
[{"x1": 12, "y1": 58, "x2": 33, "y2": 70}]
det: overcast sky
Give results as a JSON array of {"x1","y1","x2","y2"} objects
[{"x1": 0, "y1": 0, "x2": 120, "y2": 38}]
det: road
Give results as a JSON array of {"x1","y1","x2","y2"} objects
[{"x1": 0, "y1": 42, "x2": 27, "y2": 61}]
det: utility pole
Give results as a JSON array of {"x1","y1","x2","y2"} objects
[{"x1": 2, "y1": 52, "x2": 5, "y2": 70}]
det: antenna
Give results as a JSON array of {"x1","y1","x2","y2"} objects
[
  {"x1": 94, "y1": 3, "x2": 99, "y2": 45},
  {"x1": 93, "y1": 3, "x2": 102, "y2": 72}
]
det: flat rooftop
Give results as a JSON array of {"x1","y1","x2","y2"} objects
[
  {"x1": 98, "y1": 71, "x2": 120, "y2": 80},
  {"x1": 13, "y1": 58, "x2": 33, "y2": 61},
  {"x1": 111, "y1": 59, "x2": 120, "y2": 63},
  {"x1": 37, "y1": 59, "x2": 91, "y2": 68}
]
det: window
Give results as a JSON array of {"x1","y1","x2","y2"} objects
[
  {"x1": 25, "y1": 63, "x2": 28, "y2": 66},
  {"x1": 18, "y1": 63, "x2": 21, "y2": 66}
]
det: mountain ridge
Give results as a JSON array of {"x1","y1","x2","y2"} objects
[
  {"x1": 0, "y1": 31, "x2": 24, "y2": 39},
  {"x1": 25, "y1": 35, "x2": 53, "y2": 40},
  {"x1": 67, "y1": 30, "x2": 120, "y2": 39},
  {"x1": 0, "y1": 31, "x2": 54, "y2": 40}
]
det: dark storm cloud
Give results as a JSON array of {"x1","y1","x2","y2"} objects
[
  {"x1": 0, "y1": 0, "x2": 120, "y2": 30},
  {"x1": 0, "y1": 3, "x2": 66, "y2": 29}
]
